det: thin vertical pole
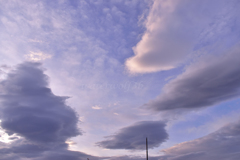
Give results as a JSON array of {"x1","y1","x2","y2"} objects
[{"x1": 146, "y1": 137, "x2": 148, "y2": 160}]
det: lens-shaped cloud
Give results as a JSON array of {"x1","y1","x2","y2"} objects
[
  {"x1": 126, "y1": 0, "x2": 239, "y2": 74},
  {"x1": 146, "y1": 46, "x2": 240, "y2": 111},
  {"x1": 96, "y1": 121, "x2": 168, "y2": 150}
]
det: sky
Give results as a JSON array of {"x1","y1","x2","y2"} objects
[{"x1": 0, "y1": 0, "x2": 240, "y2": 160}]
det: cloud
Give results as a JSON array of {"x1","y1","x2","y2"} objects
[
  {"x1": 107, "y1": 155, "x2": 162, "y2": 160},
  {"x1": 92, "y1": 105, "x2": 102, "y2": 110},
  {"x1": 0, "y1": 140, "x2": 99, "y2": 160},
  {"x1": 125, "y1": 0, "x2": 196, "y2": 73},
  {"x1": 30, "y1": 150, "x2": 99, "y2": 160},
  {"x1": 146, "y1": 45, "x2": 240, "y2": 111},
  {"x1": 0, "y1": 62, "x2": 80, "y2": 143},
  {"x1": 158, "y1": 120, "x2": 240, "y2": 160},
  {"x1": 0, "y1": 122, "x2": 21, "y2": 143},
  {"x1": 96, "y1": 121, "x2": 168, "y2": 150},
  {"x1": 0, "y1": 62, "x2": 98, "y2": 159},
  {"x1": 24, "y1": 51, "x2": 52, "y2": 61},
  {"x1": 125, "y1": 0, "x2": 240, "y2": 73}
]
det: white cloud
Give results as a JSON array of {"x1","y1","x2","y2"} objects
[
  {"x1": 0, "y1": 120, "x2": 20, "y2": 144},
  {"x1": 92, "y1": 105, "x2": 102, "y2": 110},
  {"x1": 125, "y1": 0, "x2": 235, "y2": 73},
  {"x1": 28, "y1": 39, "x2": 43, "y2": 43},
  {"x1": 24, "y1": 51, "x2": 52, "y2": 61}
]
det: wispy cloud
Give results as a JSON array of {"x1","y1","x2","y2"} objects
[
  {"x1": 25, "y1": 51, "x2": 52, "y2": 61},
  {"x1": 92, "y1": 105, "x2": 102, "y2": 110},
  {"x1": 1, "y1": 0, "x2": 240, "y2": 159}
]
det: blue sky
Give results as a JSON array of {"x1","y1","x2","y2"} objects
[{"x1": 0, "y1": 0, "x2": 240, "y2": 160}]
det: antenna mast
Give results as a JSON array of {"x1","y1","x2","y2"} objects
[{"x1": 146, "y1": 137, "x2": 148, "y2": 160}]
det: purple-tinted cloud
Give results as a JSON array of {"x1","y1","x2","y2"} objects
[
  {"x1": 0, "y1": 62, "x2": 80, "y2": 143},
  {"x1": 158, "y1": 120, "x2": 240, "y2": 160},
  {"x1": 96, "y1": 121, "x2": 168, "y2": 150},
  {"x1": 146, "y1": 46, "x2": 240, "y2": 111},
  {"x1": 107, "y1": 155, "x2": 162, "y2": 160},
  {"x1": 126, "y1": 0, "x2": 240, "y2": 73},
  {"x1": 0, "y1": 62, "x2": 98, "y2": 160}
]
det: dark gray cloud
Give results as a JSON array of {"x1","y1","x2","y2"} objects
[
  {"x1": 158, "y1": 120, "x2": 240, "y2": 160},
  {"x1": 0, "y1": 62, "x2": 97, "y2": 160},
  {"x1": 0, "y1": 62, "x2": 80, "y2": 143},
  {"x1": 146, "y1": 46, "x2": 240, "y2": 111},
  {"x1": 0, "y1": 139, "x2": 100, "y2": 160},
  {"x1": 96, "y1": 121, "x2": 168, "y2": 150}
]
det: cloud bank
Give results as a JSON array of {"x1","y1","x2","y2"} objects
[
  {"x1": 0, "y1": 62, "x2": 97, "y2": 160},
  {"x1": 96, "y1": 121, "x2": 168, "y2": 150},
  {"x1": 0, "y1": 62, "x2": 80, "y2": 143},
  {"x1": 146, "y1": 46, "x2": 240, "y2": 111},
  {"x1": 158, "y1": 120, "x2": 240, "y2": 160}
]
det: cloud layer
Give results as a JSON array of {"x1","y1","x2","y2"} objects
[
  {"x1": 158, "y1": 120, "x2": 240, "y2": 160},
  {"x1": 0, "y1": 62, "x2": 80, "y2": 143},
  {"x1": 96, "y1": 121, "x2": 168, "y2": 150},
  {"x1": 0, "y1": 62, "x2": 96, "y2": 160},
  {"x1": 146, "y1": 46, "x2": 240, "y2": 111}
]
